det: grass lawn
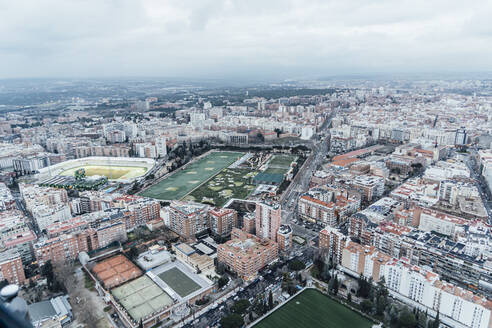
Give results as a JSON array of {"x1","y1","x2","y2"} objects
[
  {"x1": 60, "y1": 165, "x2": 147, "y2": 180},
  {"x1": 157, "y1": 267, "x2": 201, "y2": 298},
  {"x1": 140, "y1": 151, "x2": 243, "y2": 200},
  {"x1": 255, "y1": 289, "x2": 373, "y2": 328},
  {"x1": 268, "y1": 154, "x2": 297, "y2": 168},
  {"x1": 185, "y1": 168, "x2": 256, "y2": 206}
]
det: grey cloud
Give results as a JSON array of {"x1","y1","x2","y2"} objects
[{"x1": 0, "y1": 0, "x2": 491, "y2": 79}]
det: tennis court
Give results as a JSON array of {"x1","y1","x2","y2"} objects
[{"x1": 111, "y1": 275, "x2": 173, "y2": 322}]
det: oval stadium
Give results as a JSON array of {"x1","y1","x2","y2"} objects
[{"x1": 36, "y1": 157, "x2": 155, "y2": 183}]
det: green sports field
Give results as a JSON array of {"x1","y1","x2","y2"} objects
[
  {"x1": 140, "y1": 151, "x2": 243, "y2": 200},
  {"x1": 157, "y1": 267, "x2": 201, "y2": 298},
  {"x1": 268, "y1": 154, "x2": 297, "y2": 168},
  {"x1": 255, "y1": 289, "x2": 373, "y2": 328}
]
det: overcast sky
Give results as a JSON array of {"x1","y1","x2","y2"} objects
[{"x1": 1, "y1": 0, "x2": 491, "y2": 80}]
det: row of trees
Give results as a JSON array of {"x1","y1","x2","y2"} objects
[{"x1": 310, "y1": 251, "x2": 442, "y2": 328}]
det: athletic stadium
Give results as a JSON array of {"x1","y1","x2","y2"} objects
[{"x1": 36, "y1": 156, "x2": 155, "y2": 183}]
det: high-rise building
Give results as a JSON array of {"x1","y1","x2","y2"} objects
[
  {"x1": 208, "y1": 208, "x2": 237, "y2": 237},
  {"x1": 276, "y1": 224, "x2": 292, "y2": 251},
  {"x1": 168, "y1": 201, "x2": 209, "y2": 240},
  {"x1": 155, "y1": 136, "x2": 167, "y2": 158},
  {"x1": 242, "y1": 213, "x2": 255, "y2": 235},
  {"x1": 455, "y1": 127, "x2": 467, "y2": 145},
  {"x1": 319, "y1": 226, "x2": 347, "y2": 265},
  {"x1": 255, "y1": 202, "x2": 281, "y2": 242}
]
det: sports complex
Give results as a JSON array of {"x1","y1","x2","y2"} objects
[
  {"x1": 36, "y1": 156, "x2": 155, "y2": 183},
  {"x1": 140, "y1": 151, "x2": 298, "y2": 206},
  {"x1": 140, "y1": 151, "x2": 252, "y2": 204},
  {"x1": 90, "y1": 253, "x2": 213, "y2": 328},
  {"x1": 254, "y1": 289, "x2": 374, "y2": 328}
]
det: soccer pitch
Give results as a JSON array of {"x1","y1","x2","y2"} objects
[
  {"x1": 140, "y1": 151, "x2": 244, "y2": 200},
  {"x1": 255, "y1": 289, "x2": 373, "y2": 328},
  {"x1": 60, "y1": 165, "x2": 147, "y2": 180},
  {"x1": 157, "y1": 267, "x2": 201, "y2": 298}
]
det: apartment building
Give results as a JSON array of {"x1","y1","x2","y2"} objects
[
  {"x1": 0, "y1": 249, "x2": 26, "y2": 285},
  {"x1": 417, "y1": 208, "x2": 467, "y2": 237},
  {"x1": 34, "y1": 233, "x2": 89, "y2": 265},
  {"x1": 20, "y1": 184, "x2": 71, "y2": 230},
  {"x1": 351, "y1": 175, "x2": 385, "y2": 202},
  {"x1": 298, "y1": 189, "x2": 359, "y2": 226},
  {"x1": 88, "y1": 221, "x2": 127, "y2": 249},
  {"x1": 217, "y1": 228, "x2": 278, "y2": 281},
  {"x1": 75, "y1": 145, "x2": 130, "y2": 158},
  {"x1": 340, "y1": 243, "x2": 492, "y2": 328},
  {"x1": 255, "y1": 202, "x2": 281, "y2": 242},
  {"x1": 168, "y1": 201, "x2": 209, "y2": 239},
  {"x1": 319, "y1": 226, "x2": 347, "y2": 265},
  {"x1": 114, "y1": 196, "x2": 161, "y2": 231},
  {"x1": 276, "y1": 224, "x2": 292, "y2": 251},
  {"x1": 242, "y1": 214, "x2": 255, "y2": 235},
  {"x1": 208, "y1": 207, "x2": 237, "y2": 238},
  {"x1": 351, "y1": 212, "x2": 492, "y2": 297},
  {"x1": 0, "y1": 183, "x2": 15, "y2": 211}
]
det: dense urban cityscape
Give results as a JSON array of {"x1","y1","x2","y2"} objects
[
  {"x1": 1, "y1": 0, "x2": 492, "y2": 327},
  {"x1": 0, "y1": 77, "x2": 491, "y2": 328}
]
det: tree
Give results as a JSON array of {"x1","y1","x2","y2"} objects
[
  {"x1": 347, "y1": 293, "x2": 352, "y2": 303},
  {"x1": 41, "y1": 261, "x2": 64, "y2": 292},
  {"x1": 282, "y1": 273, "x2": 296, "y2": 295},
  {"x1": 218, "y1": 276, "x2": 229, "y2": 289},
  {"x1": 232, "y1": 299, "x2": 250, "y2": 315},
  {"x1": 128, "y1": 246, "x2": 139, "y2": 260},
  {"x1": 138, "y1": 319, "x2": 143, "y2": 328},
  {"x1": 398, "y1": 308, "x2": 418, "y2": 328},
  {"x1": 376, "y1": 295, "x2": 388, "y2": 316},
  {"x1": 429, "y1": 311, "x2": 440, "y2": 328},
  {"x1": 361, "y1": 299, "x2": 373, "y2": 313},
  {"x1": 288, "y1": 260, "x2": 306, "y2": 272},
  {"x1": 220, "y1": 313, "x2": 244, "y2": 328},
  {"x1": 357, "y1": 277, "x2": 372, "y2": 299},
  {"x1": 268, "y1": 290, "x2": 273, "y2": 310},
  {"x1": 332, "y1": 275, "x2": 339, "y2": 296}
]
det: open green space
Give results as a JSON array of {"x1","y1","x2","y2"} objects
[
  {"x1": 185, "y1": 168, "x2": 257, "y2": 206},
  {"x1": 60, "y1": 165, "x2": 147, "y2": 180},
  {"x1": 268, "y1": 154, "x2": 297, "y2": 168},
  {"x1": 157, "y1": 267, "x2": 201, "y2": 298},
  {"x1": 140, "y1": 151, "x2": 243, "y2": 200},
  {"x1": 254, "y1": 289, "x2": 373, "y2": 328}
]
